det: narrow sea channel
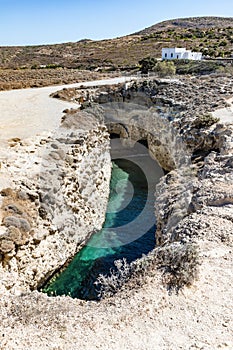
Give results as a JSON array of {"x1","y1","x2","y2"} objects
[{"x1": 43, "y1": 140, "x2": 163, "y2": 300}]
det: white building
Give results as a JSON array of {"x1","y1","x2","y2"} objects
[{"x1": 162, "y1": 48, "x2": 202, "y2": 60}]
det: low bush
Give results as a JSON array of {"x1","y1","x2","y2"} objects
[
  {"x1": 174, "y1": 60, "x2": 225, "y2": 75},
  {"x1": 192, "y1": 114, "x2": 220, "y2": 128},
  {"x1": 217, "y1": 65, "x2": 233, "y2": 76},
  {"x1": 95, "y1": 258, "x2": 133, "y2": 298},
  {"x1": 95, "y1": 242, "x2": 200, "y2": 298},
  {"x1": 153, "y1": 61, "x2": 176, "y2": 77},
  {"x1": 139, "y1": 57, "x2": 157, "y2": 74},
  {"x1": 156, "y1": 242, "x2": 200, "y2": 292}
]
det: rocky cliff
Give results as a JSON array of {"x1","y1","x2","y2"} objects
[{"x1": 0, "y1": 112, "x2": 111, "y2": 294}]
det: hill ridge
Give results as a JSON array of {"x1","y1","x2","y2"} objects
[{"x1": 134, "y1": 16, "x2": 233, "y2": 35}]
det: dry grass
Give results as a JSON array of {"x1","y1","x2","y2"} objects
[{"x1": 0, "y1": 69, "x2": 118, "y2": 91}]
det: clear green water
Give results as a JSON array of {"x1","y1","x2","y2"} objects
[{"x1": 43, "y1": 150, "x2": 163, "y2": 300}]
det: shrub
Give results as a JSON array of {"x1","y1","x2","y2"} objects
[
  {"x1": 95, "y1": 242, "x2": 200, "y2": 298},
  {"x1": 219, "y1": 40, "x2": 227, "y2": 47},
  {"x1": 139, "y1": 57, "x2": 157, "y2": 74},
  {"x1": 217, "y1": 65, "x2": 233, "y2": 76},
  {"x1": 95, "y1": 258, "x2": 133, "y2": 298},
  {"x1": 193, "y1": 114, "x2": 220, "y2": 128},
  {"x1": 153, "y1": 61, "x2": 176, "y2": 77},
  {"x1": 174, "y1": 60, "x2": 224, "y2": 75},
  {"x1": 45, "y1": 64, "x2": 62, "y2": 69},
  {"x1": 156, "y1": 242, "x2": 200, "y2": 292}
]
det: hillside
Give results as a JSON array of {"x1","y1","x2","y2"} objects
[
  {"x1": 1, "y1": 16, "x2": 233, "y2": 70},
  {"x1": 134, "y1": 16, "x2": 233, "y2": 35},
  {"x1": 0, "y1": 16, "x2": 233, "y2": 90}
]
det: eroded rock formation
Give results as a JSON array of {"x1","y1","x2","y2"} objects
[
  {"x1": 79, "y1": 78, "x2": 233, "y2": 247},
  {"x1": 0, "y1": 112, "x2": 111, "y2": 294}
]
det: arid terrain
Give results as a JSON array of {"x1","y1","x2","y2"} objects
[
  {"x1": 0, "y1": 73, "x2": 232, "y2": 349},
  {"x1": 0, "y1": 68, "x2": 119, "y2": 91},
  {"x1": 0, "y1": 16, "x2": 233, "y2": 350},
  {"x1": 0, "y1": 17, "x2": 233, "y2": 87}
]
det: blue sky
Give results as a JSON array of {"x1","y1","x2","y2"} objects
[{"x1": 0, "y1": 0, "x2": 233, "y2": 46}]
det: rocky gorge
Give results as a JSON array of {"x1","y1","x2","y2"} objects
[
  {"x1": 0, "y1": 74, "x2": 232, "y2": 349},
  {"x1": 53, "y1": 75, "x2": 233, "y2": 244}
]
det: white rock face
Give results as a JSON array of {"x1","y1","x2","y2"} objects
[
  {"x1": 155, "y1": 125, "x2": 233, "y2": 245},
  {"x1": 0, "y1": 112, "x2": 111, "y2": 294}
]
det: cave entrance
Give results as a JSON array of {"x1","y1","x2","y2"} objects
[
  {"x1": 138, "y1": 138, "x2": 148, "y2": 148},
  {"x1": 110, "y1": 133, "x2": 120, "y2": 139}
]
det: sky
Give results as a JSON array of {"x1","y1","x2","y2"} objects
[{"x1": 0, "y1": 0, "x2": 233, "y2": 46}]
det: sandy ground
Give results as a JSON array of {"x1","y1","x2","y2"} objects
[
  {"x1": 0, "y1": 77, "x2": 131, "y2": 146},
  {"x1": 0, "y1": 239, "x2": 232, "y2": 350}
]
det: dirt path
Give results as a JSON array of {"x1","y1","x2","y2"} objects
[{"x1": 0, "y1": 77, "x2": 131, "y2": 146}]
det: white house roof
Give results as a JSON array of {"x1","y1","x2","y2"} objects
[
  {"x1": 162, "y1": 47, "x2": 186, "y2": 52},
  {"x1": 174, "y1": 48, "x2": 186, "y2": 52}
]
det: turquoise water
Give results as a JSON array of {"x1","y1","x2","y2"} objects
[{"x1": 43, "y1": 147, "x2": 163, "y2": 300}]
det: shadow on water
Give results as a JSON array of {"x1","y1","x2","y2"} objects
[{"x1": 42, "y1": 140, "x2": 163, "y2": 300}]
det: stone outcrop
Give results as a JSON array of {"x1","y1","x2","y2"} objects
[
  {"x1": 155, "y1": 151, "x2": 233, "y2": 245},
  {"x1": 58, "y1": 75, "x2": 233, "y2": 166},
  {"x1": 0, "y1": 112, "x2": 111, "y2": 294}
]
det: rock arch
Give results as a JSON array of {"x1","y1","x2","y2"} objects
[{"x1": 103, "y1": 105, "x2": 187, "y2": 172}]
